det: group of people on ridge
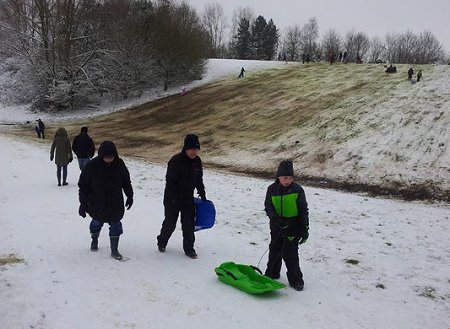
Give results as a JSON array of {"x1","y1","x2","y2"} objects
[{"x1": 49, "y1": 128, "x2": 310, "y2": 291}]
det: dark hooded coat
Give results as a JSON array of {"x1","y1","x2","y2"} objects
[
  {"x1": 78, "y1": 141, "x2": 133, "y2": 222},
  {"x1": 50, "y1": 127, "x2": 73, "y2": 166}
]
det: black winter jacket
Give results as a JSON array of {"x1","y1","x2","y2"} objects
[
  {"x1": 264, "y1": 179, "x2": 309, "y2": 238},
  {"x1": 72, "y1": 132, "x2": 95, "y2": 158},
  {"x1": 164, "y1": 150, "x2": 206, "y2": 204},
  {"x1": 78, "y1": 142, "x2": 133, "y2": 222}
]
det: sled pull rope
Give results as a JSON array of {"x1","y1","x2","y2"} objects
[{"x1": 250, "y1": 265, "x2": 263, "y2": 275}]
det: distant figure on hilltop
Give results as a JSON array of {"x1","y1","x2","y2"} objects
[
  {"x1": 416, "y1": 70, "x2": 423, "y2": 82},
  {"x1": 343, "y1": 51, "x2": 348, "y2": 63},
  {"x1": 329, "y1": 52, "x2": 335, "y2": 65},
  {"x1": 385, "y1": 64, "x2": 397, "y2": 73},
  {"x1": 407, "y1": 67, "x2": 414, "y2": 80},
  {"x1": 180, "y1": 87, "x2": 187, "y2": 96},
  {"x1": 238, "y1": 67, "x2": 245, "y2": 78}
]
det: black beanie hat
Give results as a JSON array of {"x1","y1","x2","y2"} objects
[
  {"x1": 183, "y1": 134, "x2": 200, "y2": 150},
  {"x1": 276, "y1": 160, "x2": 294, "y2": 177},
  {"x1": 81, "y1": 126, "x2": 88, "y2": 133}
]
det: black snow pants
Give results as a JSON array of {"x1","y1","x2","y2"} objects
[
  {"x1": 157, "y1": 199, "x2": 196, "y2": 253},
  {"x1": 265, "y1": 223, "x2": 303, "y2": 285}
]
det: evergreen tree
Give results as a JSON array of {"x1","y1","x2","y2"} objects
[
  {"x1": 263, "y1": 19, "x2": 279, "y2": 60},
  {"x1": 233, "y1": 18, "x2": 252, "y2": 59},
  {"x1": 251, "y1": 15, "x2": 267, "y2": 59}
]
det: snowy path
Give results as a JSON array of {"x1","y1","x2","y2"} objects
[{"x1": 1, "y1": 134, "x2": 449, "y2": 329}]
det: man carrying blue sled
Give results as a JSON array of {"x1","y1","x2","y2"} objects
[{"x1": 157, "y1": 134, "x2": 207, "y2": 259}]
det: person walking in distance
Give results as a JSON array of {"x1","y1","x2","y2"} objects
[
  {"x1": 72, "y1": 126, "x2": 95, "y2": 170},
  {"x1": 50, "y1": 127, "x2": 73, "y2": 186}
]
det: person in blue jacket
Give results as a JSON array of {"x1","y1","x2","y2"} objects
[{"x1": 264, "y1": 160, "x2": 309, "y2": 291}]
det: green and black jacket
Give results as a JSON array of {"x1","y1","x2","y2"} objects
[{"x1": 264, "y1": 180, "x2": 309, "y2": 233}]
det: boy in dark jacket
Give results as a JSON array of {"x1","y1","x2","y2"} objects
[
  {"x1": 157, "y1": 134, "x2": 206, "y2": 259},
  {"x1": 264, "y1": 160, "x2": 309, "y2": 291},
  {"x1": 72, "y1": 126, "x2": 95, "y2": 170},
  {"x1": 78, "y1": 141, "x2": 133, "y2": 260}
]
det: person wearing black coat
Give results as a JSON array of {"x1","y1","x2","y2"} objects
[
  {"x1": 408, "y1": 67, "x2": 414, "y2": 80},
  {"x1": 37, "y1": 119, "x2": 45, "y2": 138},
  {"x1": 78, "y1": 141, "x2": 133, "y2": 260},
  {"x1": 157, "y1": 134, "x2": 206, "y2": 259},
  {"x1": 72, "y1": 126, "x2": 95, "y2": 170}
]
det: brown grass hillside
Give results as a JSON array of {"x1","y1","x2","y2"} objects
[
  {"x1": 13, "y1": 62, "x2": 450, "y2": 200},
  {"x1": 43, "y1": 63, "x2": 404, "y2": 159}
]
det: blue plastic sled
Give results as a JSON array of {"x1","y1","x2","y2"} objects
[{"x1": 194, "y1": 197, "x2": 216, "y2": 231}]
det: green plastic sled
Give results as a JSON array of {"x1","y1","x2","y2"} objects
[{"x1": 215, "y1": 262, "x2": 286, "y2": 294}]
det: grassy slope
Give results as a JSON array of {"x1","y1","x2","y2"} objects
[{"x1": 17, "y1": 63, "x2": 450, "y2": 200}]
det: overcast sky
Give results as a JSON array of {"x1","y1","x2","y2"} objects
[{"x1": 187, "y1": 0, "x2": 450, "y2": 54}]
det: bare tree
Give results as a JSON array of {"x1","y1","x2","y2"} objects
[
  {"x1": 148, "y1": 0, "x2": 206, "y2": 90},
  {"x1": 201, "y1": 2, "x2": 227, "y2": 58},
  {"x1": 321, "y1": 29, "x2": 341, "y2": 61},
  {"x1": 300, "y1": 17, "x2": 319, "y2": 60},
  {"x1": 368, "y1": 36, "x2": 385, "y2": 63},
  {"x1": 416, "y1": 31, "x2": 443, "y2": 64},
  {"x1": 0, "y1": 0, "x2": 104, "y2": 110},
  {"x1": 344, "y1": 30, "x2": 370, "y2": 62},
  {"x1": 281, "y1": 25, "x2": 302, "y2": 61},
  {"x1": 230, "y1": 6, "x2": 254, "y2": 37}
]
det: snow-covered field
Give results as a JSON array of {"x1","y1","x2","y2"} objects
[{"x1": 1, "y1": 134, "x2": 449, "y2": 329}]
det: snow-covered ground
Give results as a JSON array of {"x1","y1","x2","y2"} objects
[
  {"x1": 1, "y1": 134, "x2": 449, "y2": 329},
  {"x1": 1, "y1": 58, "x2": 450, "y2": 328},
  {"x1": 0, "y1": 59, "x2": 284, "y2": 124}
]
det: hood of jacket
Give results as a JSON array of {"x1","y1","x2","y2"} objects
[
  {"x1": 55, "y1": 127, "x2": 68, "y2": 138},
  {"x1": 98, "y1": 141, "x2": 119, "y2": 158}
]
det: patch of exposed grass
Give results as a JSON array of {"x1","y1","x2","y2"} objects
[
  {"x1": 0, "y1": 253, "x2": 24, "y2": 266},
  {"x1": 344, "y1": 258, "x2": 360, "y2": 265},
  {"x1": 418, "y1": 286, "x2": 436, "y2": 299}
]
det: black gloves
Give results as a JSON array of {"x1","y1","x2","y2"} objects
[
  {"x1": 69, "y1": 157, "x2": 73, "y2": 163},
  {"x1": 299, "y1": 226, "x2": 309, "y2": 244},
  {"x1": 199, "y1": 194, "x2": 207, "y2": 201},
  {"x1": 50, "y1": 155, "x2": 54, "y2": 161},
  {"x1": 78, "y1": 204, "x2": 87, "y2": 218},
  {"x1": 125, "y1": 198, "x2": 133, "y2": 210}
]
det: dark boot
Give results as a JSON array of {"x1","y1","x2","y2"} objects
[
  {"x1": 90, "y1": 233, "x2": 99, "y2": 252},
  {"x1": 290, "y1": 280, "x2": 304, "y2": 291},
  {"x1": 110, "y1": 236, "x2": 123, "y2": 260},
  {"x1": 185, "y1": 250, "x2": 198, "y2": 259}
]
